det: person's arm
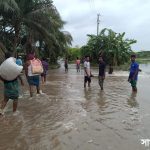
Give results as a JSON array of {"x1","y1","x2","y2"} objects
[
  {"x1": 24, "y1": 61, "x2": 30, "y2": 78},
  {"x1": 90, "y1": 71, "x2": 94, "y2": 77},
  {"x1": 46, "y1": 63, "x2": 49, "y2": 71},
  {"x1": 18, "y1": 75, "x2": 24, "y2": 86},
  {"x1": 139, "y1": 69, "x2": 142, "y2": 72},
  {"x1": 84, "y1": 67, "x2": 89, "y2": 76}
]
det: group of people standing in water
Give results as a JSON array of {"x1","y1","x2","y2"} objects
[
  {"x1": 65, "y1": 54, "x2": 139, "y2": 92},
  {"x1": 0, "y1": 51, "x2": 48, "y2": 116},
  {"x1": 0, "y1": 51, "x2": 139, "y2": 116}
]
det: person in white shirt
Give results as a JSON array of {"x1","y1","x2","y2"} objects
[{"x1": 84, "y1": 56, "x2": 91, "y2": 88}]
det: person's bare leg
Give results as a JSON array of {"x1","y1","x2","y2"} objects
[
  {"x1": 99, "y1": 77, "x2": 104, "y2": 90},
  {"x1": 13, "y1": 99, "x2": 18, "y2": 112},
  {"x1": 1, "y1": 96, "x2": 9, "y2": 110},
  {"x1": 132, "y1": 87, "x2": 137, "y2": 92},
  {"x1": 36, "y1": 86, "x2": 40, "y2": 94},
  {"x1": 41, "y1": 76, "x2": 44, "y2": 84},
  {"x1": 44, "y1": 75, "x2": 46, "y2": 83},
  {"x1": 29, "y1": 85, "x2": 33, "y2": 97},
  {"x1": 88, "y1": 81, "x2": 90, "y2": 87},
  {"x1": 84, "y1": 82, "x2": 86, "y2": 88},
  {"x1": 0, "y1": 97, "x2": 9, "y2": 115}
]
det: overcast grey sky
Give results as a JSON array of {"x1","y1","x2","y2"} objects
[{"x1": 53, "y1": 0, "x2": 150, "y2": 51}]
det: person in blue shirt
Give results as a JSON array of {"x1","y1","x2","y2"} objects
[
  {"x1": 128, "y1": 54, "x2": 139, "y2": 92},
  {"x1": 16, "y1": 56, "x2": 23, "y2": 66}
]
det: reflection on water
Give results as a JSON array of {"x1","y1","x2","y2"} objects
[
  {"x1": 97, "y1": 91, "x2": 107, "y2": 109},
  {"x1": 0, "y1": 64, "x2": 150, "y2": 150},
  {"x1": 127, "y1": 92, "x2": 139, "y2": 108},
  {"x1": 140, "y1": 64, "x2": 150, "y2": 74}
]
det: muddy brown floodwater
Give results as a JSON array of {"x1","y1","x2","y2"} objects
[{"x1": 0, "y1": 63, "x2": 150, "y2": 150}]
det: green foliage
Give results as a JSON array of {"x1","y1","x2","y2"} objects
[
  {"x1": 136, "y1": 51, "x2": 150, "y2": 64},
  {"x1": 0, "y1": 0, "x2": 73, "y2": 63},
  {"x1": 136, "y1": 51, "x2": 150, "y2": 58},
  {"x1": 80, "y1": 28, "x2": 137, "y2": 66},
  {"x1": 65, "y1": 47, "x2": 81, "y2": 61}
]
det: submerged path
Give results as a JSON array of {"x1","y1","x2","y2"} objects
[{"x1": 0, "y1": 64, "x2": 150, "y2": 150}]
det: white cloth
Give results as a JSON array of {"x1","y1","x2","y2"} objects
[{"x1": 84, "y1": 61, "x2": 90, "y2": 76}]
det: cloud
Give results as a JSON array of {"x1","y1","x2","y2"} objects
[{"x1": 53, "y1": 0, "x2": 150, "y2": 50}]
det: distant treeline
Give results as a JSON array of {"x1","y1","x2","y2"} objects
[{"x1": 136, "y1": 51, "x2": 150, "y2": 58}]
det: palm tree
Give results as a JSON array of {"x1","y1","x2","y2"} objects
[
  {"x1": 0, "y1": 0, "x2": 19, "y2": 12},
  {"x1": 0, "y1": 0, "x2": 72, "y2": 58}
]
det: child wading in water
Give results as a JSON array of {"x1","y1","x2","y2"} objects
[
  {"x1": 41, "y1": 58, "x2": 49, "y2": 84},
  {"x1": 0, "y1": 52, "x2": 24, "y2": 116}
]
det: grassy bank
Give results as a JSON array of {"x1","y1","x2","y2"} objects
[{"x1": 136, "y1": 58, "x2": 150, "y2": 64}]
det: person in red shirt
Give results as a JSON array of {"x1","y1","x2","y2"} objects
[{"x1": 76, "y1": 57, "x2": 81, "y2": 72}]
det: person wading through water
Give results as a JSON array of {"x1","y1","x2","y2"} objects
[
  {"x1": 84, "y1": 56, "x2": 92, "y2": 88},
  {"x1": 98, "y1": 56, "x2": 106, "y2": 90},
  {"x1": 0, "y1": 52, "x2": 24, "y2": 116},
  {"x1": 76, "y1": 57, "x2": 81, "y2": 72},
  {"x1": 128, "y1": 54, "x2": 139, "y2": 92}
]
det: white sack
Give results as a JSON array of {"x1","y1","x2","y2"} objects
[{"x1": 0, "y1": 57, "x2": 23, "y2": 81}]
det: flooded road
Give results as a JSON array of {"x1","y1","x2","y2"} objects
[{"x1": 0, "y1": 63, "x2": 150, "y2": 150}]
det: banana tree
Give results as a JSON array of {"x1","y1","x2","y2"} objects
[{"x1": 81, "y1": 28, "x2": 137, "y2": 68}]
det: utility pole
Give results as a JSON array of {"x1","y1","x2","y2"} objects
[{"x1": 97, "y1": 13, "x2": 100, "y2": 36}]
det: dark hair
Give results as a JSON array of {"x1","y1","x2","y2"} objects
[
  {"x1": 131, "y1": 54, "x2": 136, "y2": 58},
  {"x1": 5, "y1": 52, "x2": 13, "y2": 59},
  {"x1": 77, "y1": 57, "x2": 79, "y2": 59},
  {"x1": 42, "y1": 57, "x2": 47, "y2": 61}
]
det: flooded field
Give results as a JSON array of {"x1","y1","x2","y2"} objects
[{"x1": 0, "y1": 64, "x2": 150, "y2": 150}]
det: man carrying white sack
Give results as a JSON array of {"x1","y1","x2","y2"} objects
[{"x1": 0, "y1": 52, "x2": 24, "y2": 116}]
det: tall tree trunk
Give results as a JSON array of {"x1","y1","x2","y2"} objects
[
  {"x1": 0, "y1": 42, "x2": 7, "y2": 53},
  {"x1": 13, "y1": 22, "x2": 20, "y2": 56},
  {"x1": 0, "y1": 42, "x2": 6, "y2": 63},
  {"x1": 25, "y1": 31, "x2": 34, "y2": 54}
]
